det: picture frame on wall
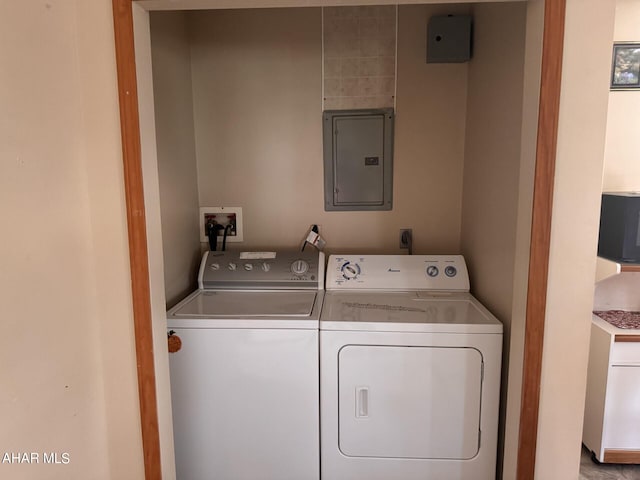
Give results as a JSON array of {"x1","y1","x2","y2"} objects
[{"x1": 611, "y1": 43, "x2": 640, "y2": 90}]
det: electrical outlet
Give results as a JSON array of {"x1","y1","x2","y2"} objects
[
  {"x1": 199, "y1": 206, "x2": 243, "y2": 243},
  {"x1": 399, "y1": 229, "x2": 412, "y2": 249}
]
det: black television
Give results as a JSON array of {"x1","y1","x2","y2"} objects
[{"x1": 598, "y1": 192, "x2": 640, "y2": 263}]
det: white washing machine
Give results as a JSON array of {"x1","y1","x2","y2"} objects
[
  {"x1": 320, "y1": 255, "x2": 502, "y2": 480},
  {"x1": 167, "y1": 250, "x2": 324, "y2": 480}
]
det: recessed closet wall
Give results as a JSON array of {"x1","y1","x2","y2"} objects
[
  {"x1": 150, "y1": 12, "x2": 201, "y2": 306},
  {"x1": 150, "y1": 2, "x2": 528, "y2": 288},
  {"x1": 149, "y1": 3, "x2": 532, "y2": 476},
  {"x1": 459, "y1": 3, "x2": 535, "y2": 477}
]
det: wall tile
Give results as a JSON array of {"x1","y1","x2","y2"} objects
[
  {"x1": 324, "y1": 57, "x2": 341, "y2": 78},
  {"x1": 380, "y1": 76, "x2": 395, "y2": 96},
  {"x1": 358, "y1": 77, "x2": 379, "y2": 96},
  {"x1": 324, "y1": 77, "x2": 341, "y2": 96},
  {"x1": 380, "y1": 56, "x2": 395, "y2": 76},
  {"x1": 322, "y1": 5, "x2": 396, "y2": 110},
  {"x1": 342, "y1": 77, "x2": 359, "y2": 96},
  {"x1": 341, "y1": 97, "x2": 360, "y2": 109},
  {"x1": 358, "y1": 57, "x2": 379, "y2": 76},
  {"x1": 380, "y1": 35, "x2": 396, "y2": 56},
  {"x1": 324, "y1": 97, "x2": 341, "y2": 110},
  {"x1": 342, "y1": 57, "x2": 359, "y2": 77},
  {"x1": 359, "y1": 17, "x2": 379, "y2": 37}
]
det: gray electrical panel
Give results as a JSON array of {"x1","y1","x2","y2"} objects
[
  {"x1": 322, "y1": 109, "x2": 394, "y2": 211},
  {"x1": 427, "y1": 15, "x2": 473, "y2": 63}
]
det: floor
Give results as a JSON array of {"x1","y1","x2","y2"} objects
[{"x1": 580, "y1": 446, "x2": 640, "y2": 480}]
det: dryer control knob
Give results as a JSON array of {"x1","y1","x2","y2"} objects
[
  {"x1": 291, "y1": 260, "x2": 309, "y2": 275},
  {"x1": 444, "y1": 266, "x2": 457, "y2": 277},
  {"x1": 261, "y1": 262, "x2": 271, "y2": 272},
  {"x1": 244, "y1": 263, "x2": 253, "y2": 271},
  {"x1": 210, "y1": 263, "x2": 220, "y2": 271},
  {"x1": 341, "y1": 262, "x2": 361, "y2": 280},
  {"x1": 228, "y1": 262, "x2": 237, "y2": 271},
  {"x1": 426, "y1": 266, "x2": 439, "y2": 277}
]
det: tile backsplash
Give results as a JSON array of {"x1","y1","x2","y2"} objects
[{"x1": 323, "y1": 6, "x2": 396, "y2": 110}]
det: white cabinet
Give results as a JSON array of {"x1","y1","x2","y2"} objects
[
  {"x1": 603, "y1": 366, "x2": 640, "y2": 450},
  {"x1": 583, "y1": 316, "x2": 640, "y2": 463}
]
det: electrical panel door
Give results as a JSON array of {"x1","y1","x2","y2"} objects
[{"x1": 323, "y1": 109, "x2": 394, "y2": 211}]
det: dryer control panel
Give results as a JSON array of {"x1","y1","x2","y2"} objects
[{"x1": 326, "y1": 255, "x2": 469, "y2": 291}]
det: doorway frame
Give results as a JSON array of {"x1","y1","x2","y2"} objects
[{"x1": 110, "y1": 0, "x2": 566, "y2": 478}]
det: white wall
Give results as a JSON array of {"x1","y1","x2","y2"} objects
[
  {"x1": 187, "y1": 5, "x2": 470, "y2": 254},
  {"x1": 0, "y1": 1, "x2": 144, "y2": 479},
  {"x1": 535, "y1": 1, "x2": 616, "y2": 478},
  {"x1": 602, "y1": 0, "x2": 640, "y2": 192},
  {"x1": 150, "y1": 11, "x2": 202, "y2": 307}
]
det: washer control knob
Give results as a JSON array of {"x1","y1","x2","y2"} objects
[
  {"x1": 341, "y1": 262, "x2": 361, "y2": 280},
  {"x1": 444, "y1": 266, "x2": 457, "y2": 277},
  {"x1": 228, "y1": 262, "x2": 237, "y2": 271},
  {"x1": 210, "y1": 263, "x2": 220, "y2": 271},
  {"x1": 291, "y1": 260, "x2": 309, "y2": 275},
  {"x1": 261, "y1": 262, "x2": 271, "y2": 272},
  {"x1": 244, "y1": 263, "x2": 253, "y2": 271},
  {"x1": 426, "y1": 266, "x2": 439, "y2": 277}
]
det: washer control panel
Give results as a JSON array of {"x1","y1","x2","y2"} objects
[
  {"x1": 199, "y1": 251, "x2": 325, "y2": 290},
  {"x1": 326, "y1": 255, "x2": 469, "y2": 291}
]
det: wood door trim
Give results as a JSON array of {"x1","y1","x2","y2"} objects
[
  {"x1": 516, "y1": 0, "x2": 566, "y2": 479},
  {"x1": 603, "y1": 449, "x2": 640, "y2": 463},
  {"x1": 620, "y1": 264, "x2": 640, "y2": 273},
  {"x1": 110, "y1": 1, "x2": 566, "y2": 479},
  {"x1": 615, "y1": 335, "x2": 640, "y2": 343},
  {"x1": 112, "y1": 1, "x2": 162, "y2": 479}
]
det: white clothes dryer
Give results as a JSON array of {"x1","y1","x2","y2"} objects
[
  {"x1": 167, "y1": 250, "x2": 324, "y2": 480},
  {"x1": 320, "y1": 255, "x2": 502, "y2": 480}
]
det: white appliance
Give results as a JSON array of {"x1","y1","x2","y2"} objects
[
  {"x1": 167, "y1": 250, "x2": 324, "y2": 480},
  {"x1": 320, "y1": 255, "x2": 503, "y2": 480}
]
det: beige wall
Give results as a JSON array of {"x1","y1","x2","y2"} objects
[
  {"x1": 502, "y1": 0, "x2": 544, "y2": 477},
  {"x1": 155, "y1": 6, "x2": 539, "y2": 478},
  {"x1": 459, "y1": 3, "x2": 529, "y2": 479},
  {"x1": 5, "y1": 2, "x2": 620, "y2": 480},
  {"x1": 150, "y1": 12, "x2": 202, "y2": 307},
  {"x1": 462, "y1": 2, "x2": 526, "y2": 331},
  {"x1": 0, "y1": 1, "x2": 144, "y2": 479},
  {"x1": 535, "y1": 1, "x2": 616, "y2": 478},
  {"x1": 187, "y1": 5, "x2": 469, "y2": 254},
  {"x1": 133, "y1": 5, "x2": 178, "y2": 478},
  {"x1": 139, "y1": 0, "x2": 521, "y2": 10},
  {"x1": 602, "y1": 0, "x2": 640, "y2": 191}
]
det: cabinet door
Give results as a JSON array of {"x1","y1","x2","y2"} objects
[{"x1": 603, "y1": 366, "x2": 640, "y2": 449}]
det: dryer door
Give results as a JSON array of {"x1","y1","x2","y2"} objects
[{"x1": 338, "y1": 345, "x2": 482, "y2": 460}]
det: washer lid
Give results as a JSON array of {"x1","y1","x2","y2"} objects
[
  {"x1": 167, "y1": 290, "x2": 320, "y2": 329},
  {"x1": 320, "y1": 291, "x2": 502, "y2": 334},
  {"x1": 171, "y1": 290, "x2": 318, "y2": 316}
]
